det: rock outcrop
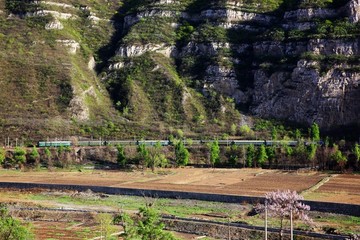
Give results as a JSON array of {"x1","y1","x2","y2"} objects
[{"x1": 106, "y1": 0, "x2": 360, "y2": 129}]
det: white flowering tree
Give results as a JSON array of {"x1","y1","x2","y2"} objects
[{"x1": 256, "y1": 189, "x2": 312, "y2": 240}]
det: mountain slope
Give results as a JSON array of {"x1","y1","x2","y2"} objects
[
  {"x1": 104, "y1": 0, "x2": 360, "y2": 130},
  {"x1": 0, "y1": 0, "x2": 359, "y2": 140}
]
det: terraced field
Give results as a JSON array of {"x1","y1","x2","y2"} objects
[{"x1": 1, "y1": 168, "x2": 358, "y2": 204}]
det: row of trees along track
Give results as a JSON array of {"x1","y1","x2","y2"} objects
[{"x1": 1, "y1": 138, "x2": 359, "y2": 171}]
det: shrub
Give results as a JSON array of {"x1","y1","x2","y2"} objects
[
  {"x1": 117, "y1": 206, "x2": 177, "y2": 240},
  {"x1": 29, "y1": 146, "x2": 40, "y2": 166},
  {"x1": 117, "y1": 145, "x2": 127, "y2": 168},
  {"x1": 0, "y1": 204, "x2": 34, "y2": 239},
  {"x1": 14, "y1": 147, "x2": 26, "y2": 166},
  {"x1": 0, "y1": 148, "x2": 5, "y2": 165}
]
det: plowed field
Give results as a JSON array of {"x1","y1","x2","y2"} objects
[{"x1": 0, "y1": 168, "x2": 358, "y2": 204}]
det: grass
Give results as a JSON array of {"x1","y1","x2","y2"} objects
[{"x1": 0, "y1": 188, "x2": 358, "y2": 235}]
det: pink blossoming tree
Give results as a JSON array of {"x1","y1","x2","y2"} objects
[{"x1": 256, "y1": 189, "x2": 312, "y2": 240}]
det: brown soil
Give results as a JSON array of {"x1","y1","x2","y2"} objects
[
  {"x1": 305, "y1": 174, "x2": 360, "y2": 204},
  {"x1": 0, "y1": 168, "x2": 358, "y2": 204},
  {"x1": 31, "y1": 221, "x2": 100, "y2": 240}
]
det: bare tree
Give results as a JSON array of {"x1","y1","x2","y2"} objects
[{"x1": 256, "y1": 190, "x2": 312, "y2": 240}]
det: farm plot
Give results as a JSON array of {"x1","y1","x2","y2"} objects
[
  {"x1": 0, "y1": 168, "x2": 327, "y2": 196},
  {"x1": 1, "y1": 168, "x2": 359, "y2": 204},
  {"x1": 32, "y1": 221, "x2": 100, "y2": 240},
  {"x1": 304, "y1": 174, "x2": 360, "y2": 204}
]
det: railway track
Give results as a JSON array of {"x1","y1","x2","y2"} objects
[{"x1": 36, "y1": 139, "x2": 311, "y2": 148}]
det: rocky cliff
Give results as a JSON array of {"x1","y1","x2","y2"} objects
[
  {"x1": 104, "y1": 0, "x2": 360, "y2": 130},
  {"x1": 1, "y1": 0, "x2": 359, "y2": 139}
]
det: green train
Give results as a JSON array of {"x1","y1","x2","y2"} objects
[{"x1": 37, "y1": 139, "x2": 315, "y2": 147}]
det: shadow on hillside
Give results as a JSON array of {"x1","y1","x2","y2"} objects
[{"x1": 94, "y1": 0, "x2": 154, "y2": 73}]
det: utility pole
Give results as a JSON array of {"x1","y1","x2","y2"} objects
[
  {"x1": 228, "y1": 213, "x2": 231, "y2": 240},
  {"x1": 290, "y1": 209, "x2": 293, "y2": 240},
  {"x1": 265, "y1": 201, "x2": 268, "y2": 240}
]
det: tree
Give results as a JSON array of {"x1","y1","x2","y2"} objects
[
  {"x1": 266, "y1": 146, "x2": 276, "y2": 167},
  {"x1": 175, "y1": 141, "x2": 189, "y2": 166},
  {"x1": 246, "y1": 144, "x2": 255, "y2": 167},
  {"x1": 56, "y1": 146, "x2": 72, "y2": 168},
  {"x1": 230, "y1": 123, "x2": 237, "y2": 136},
  {"x1": 0, "y1": 204, "x2": 34, "y2": 240},
  {"x1": 147, "y1": 142, "x2": 168, "y2": 171},
  {"x1": 256, "y1": 145, "x2": 268, "y2": 168},
  {"x1": 209, "y1": 140, "x2": 220, "y2": 167},
  {"x1": 44, "y1": 147, "x2": 52, "y2": 169},
  {"x1": 29, "y1": 146, "x2": 40, "y2": 166},
  {"x1": 271, "y1": 127, "x2": 278, "y2": 140},
  {"x1": 331, "y1": 144, "x2": 347, "y2": 171},
  {"x1": 13, "y1": 147, "x2": 26, "y2": 167},
  {"x1": 117, "y1": 144, "x2": 127, "y2": 168},
  {"x1": 226, "y1": 144, "x2": 239, "y2": 167},
  {"x1": 294, "y1": 129, "x2": 302, "y2": 141},
  {"x1": 307, "y1": 143, "x2": 317, "y2": 166},
  {"x1": 354, "y1": 143, "x2": 360, "y2": 163},
  {"x1": 137, "y1": 143, "x2": 149, "y2": 168},
  {"x1": 310, "y1": 123, "x2": 320, "y2": 142},
  {"x1": 117, "y1": 206, "x2": 177, "y2": 240},
  {"x1": 0, "y1": 147, "x2": 5, "y2": 166},
  {"x1": 95, "y1": 213, "x2": 118, "y2": 240},
  {"x1": 292, "y1": 140, "x2": 307, "y2": 165},
  {"x1": 256, "y1": 190, "x2": 311, "y2": 240}
]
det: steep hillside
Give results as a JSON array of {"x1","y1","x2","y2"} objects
[
  {"x1": 0, "y1": 0, "x2": 118, "y2": 139},
  {"x1": 0, "y1": 0, "x2": 359, "y2": 140},
  {"x1": 104, "y1": 0, "x2": 360, "y2": 131}
]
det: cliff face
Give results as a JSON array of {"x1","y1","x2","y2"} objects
[
  {"x1": 105, "y1": 0, "x2": 360, "y2": 129},
  {"x1": 1, "y1": 0, "x2": 359, "y2": 139}
]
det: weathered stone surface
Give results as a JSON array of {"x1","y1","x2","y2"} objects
[
  {"x1": 204, "y1": 65, "x2": 247, "y2": 103},
  {"x1": 28, "y1": 10, "x2": 75, "y2": 19},
  {"x1": 251, "y1": 60, "x2": 360, "y2": 128},
  {"x1": 116, "y1": 44, "x2": 177, "y2": 58},
  {"x1": 284, "y1": 8, "x2": 337, "y2": 21},
  {"x1": 34, "y1": 1, "x2": 75, "y2": 9},
  {"x1": 124, "y1": 10, "x2": 181, "y2": 28},
  {"x1": 308, "y1": 39, "x2": 359, "y2": 55},
  {"x1": 347, "y1": 0, "x2": 360, "y2": 22},
  {"x1": 56, "y1": 40, "x2": 80, "y2": 54},
  {"x1": 200, "y1": 9, "x2": 274, "y2": 25},
  {"x1": 45, "y1": 19, "x2": 63, "y2": 30},
  {"x1": 69, "y1": 86, "x2": 98, "y2": 121},
  {"x1": 88, "y1": 56, "x2": 96, "y2": 70}
]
